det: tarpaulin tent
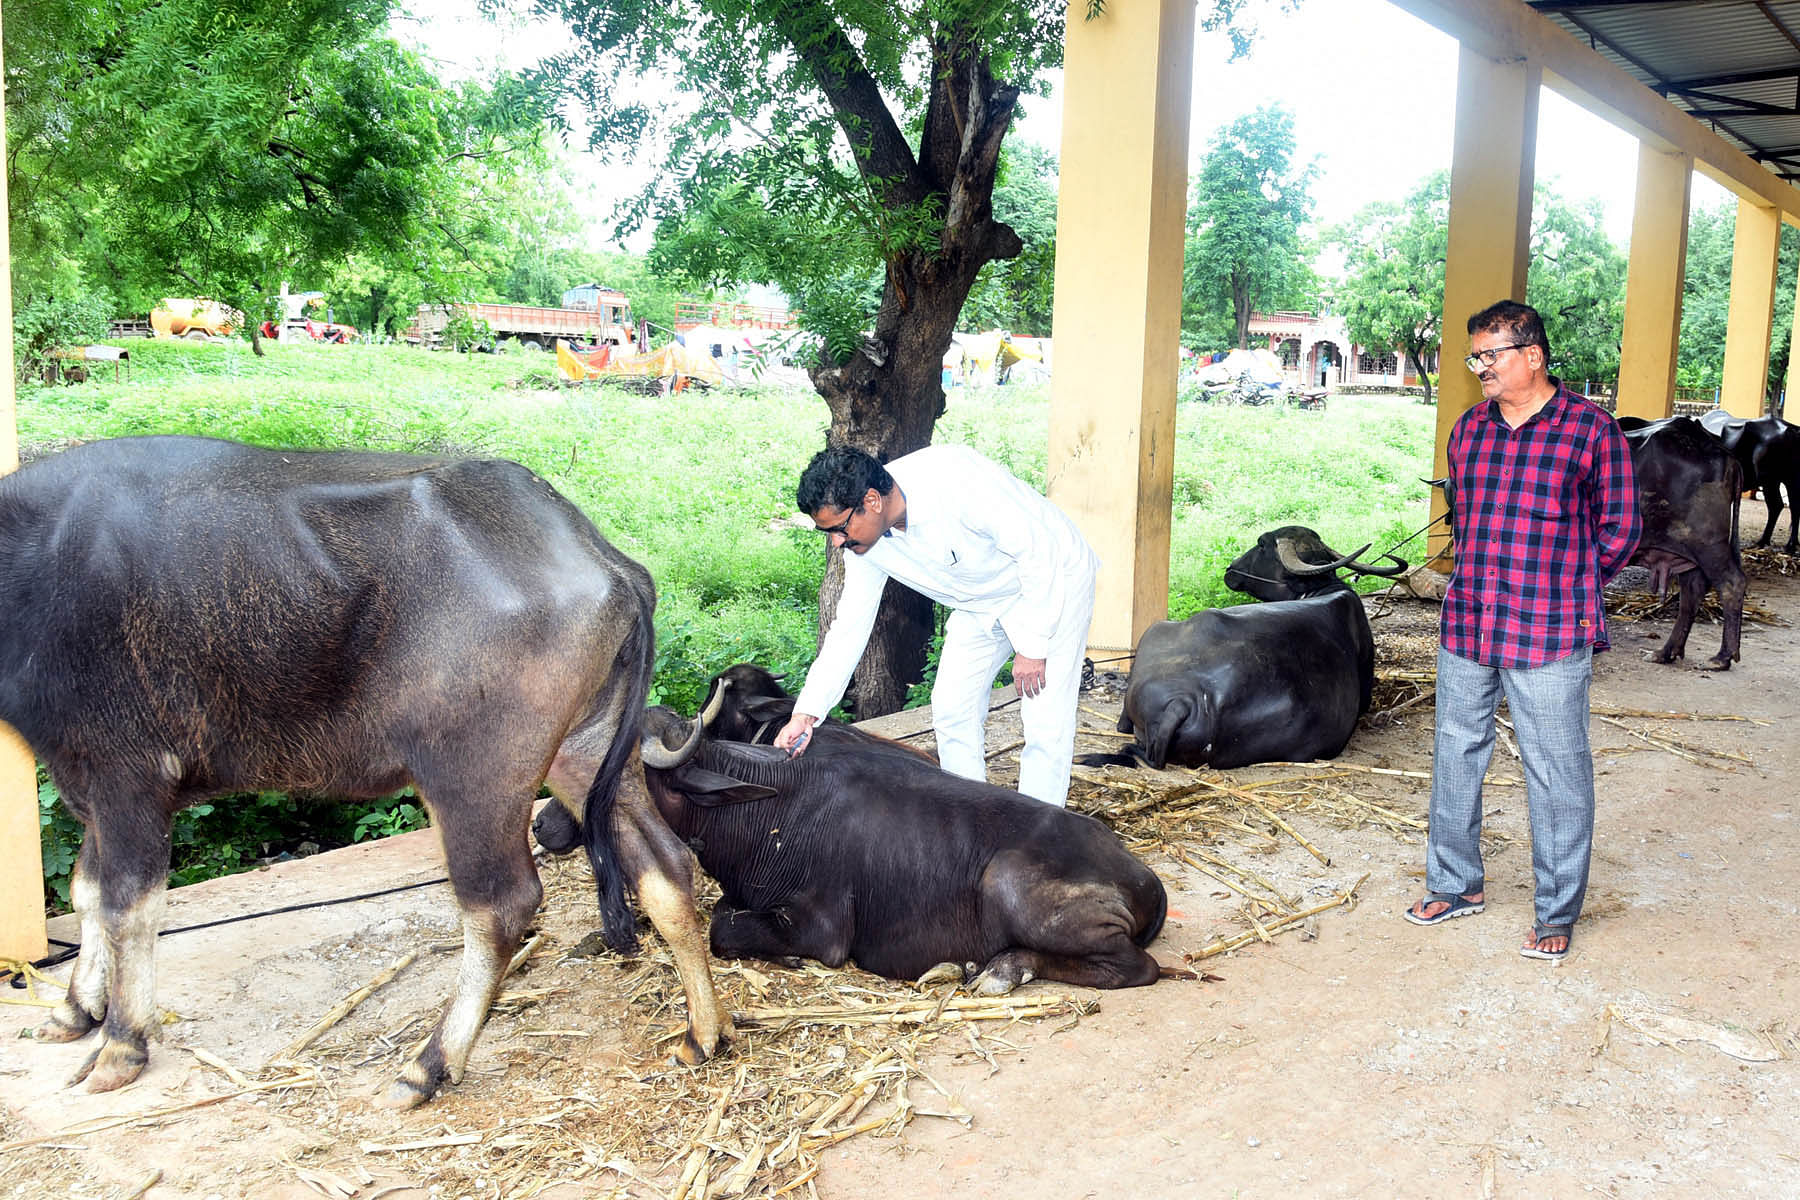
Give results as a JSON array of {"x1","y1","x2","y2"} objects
[{"x1": 557, "y1": 340, "x2": 725, "y2": 385}]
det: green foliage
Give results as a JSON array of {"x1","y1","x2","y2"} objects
[
  {"x1": 11, "y1": 290, "x2": 116, "y2": 384},
  {"x1": 1184, "y1": 105, "x2": 1318, "y2": 350},
  {"x1": 960, "y1": 142, "x2": 1061, "y2": 336},
  {"x1": 4, "y1": 0, "x2": 556, "y2": 345},
  {"x1": 1527, "y1": 188, "x2": 1629, "y2": 387},
  {"x1": 1333, "y1": 172, "x2": 1448, "y2": 403},
  {"x1": 1678, "y1": 203, "x2": 1800, "y2": 407},
  {"x1": 443, "y1": 308, "x2": 497, "y2": 353}
]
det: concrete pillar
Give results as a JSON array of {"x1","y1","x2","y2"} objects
[
  {"x1": 1047, "y1": 0, "x2": 1194, "y2": 653},
  {"x1": 1616, "y1": 144, "x2": 1692, "y2": 422},
  {"x1": 1430, "y1": 47, "x2": 1539, "y2": 560},
  {"x1": 1720, "y1": 197, "x2": 1781, "y2": 418},
  {"x1": 0, "y1": 12, "x2": 49, "y2": 964}
]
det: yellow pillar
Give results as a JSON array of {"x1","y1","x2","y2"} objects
[
  {"x1": 0, "y1": 14, "x2": 49, "y2": 964},
  {"x1": 1430, "y1": 47, "x2": 1539, "y2": 560},
  {"x1": 1720, "y1": 197, "x2": 1781, "y2": 418},
  {"x1": 1047, "y1": 0, "x2": 1194, "y2": 652},
  {"x1": 1615, "y1": 144, "x2": 1692, "y2": 422}
]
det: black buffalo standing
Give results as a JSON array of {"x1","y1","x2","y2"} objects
[
  {"x1": 1624, "y1": 416, "x2": 1747, "y2": 669},
  {"x1": 1697, "y1": 408, "x2": 1800, "y2": 553},
  {"x1": 0, "y1": 436, "x2": 730, "y2": 1106},
  {"x1": 1090, "y1": 527, "x2": 1403, "y2": 770}
]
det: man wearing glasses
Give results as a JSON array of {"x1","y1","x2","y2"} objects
[
  {"x1": 1405, "y1": 299, "x2": 1640, "y2": 962},
  {"x1": 774, "y1": 443, "x2": 1099, "y2": 807}
]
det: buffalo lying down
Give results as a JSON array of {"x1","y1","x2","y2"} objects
[
  {"x1": 1, "y1": 436, "x2": 729, "y2": 1106},
  {"x1": 539, "y1": 699, "x2": 1174, "y2": 993},
  {"x1": 1085, "y1": 527, "x2": 1403, "y2": 770}
]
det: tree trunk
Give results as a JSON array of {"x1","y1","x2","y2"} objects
[
  {"x1": 808, "y1": 244, "x2": 996, "y2": 717},
  {"x1": 1407, "y1": 344, "x2": 1433, "y2": 407},
  {"x1": 787, "y1": 25, "x2": 1023, "y2": 717},
  {"x1": 1232, "y1": 272, "x2": 1253, "y2": 349}
]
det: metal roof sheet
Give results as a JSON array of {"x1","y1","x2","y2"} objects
[{"x1": 1528, "y1": 0, "x2": 1800, "y2": 179}]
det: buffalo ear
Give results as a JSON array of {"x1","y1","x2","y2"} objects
[
  {"x1": 675, "y1": 766, "x2": 779, "y2": 806},
  {"x1": 739, "y1": 695, "x2": 792, "y2": 721}
]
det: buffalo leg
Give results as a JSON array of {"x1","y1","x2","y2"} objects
[
  {"x1": 1706, "y1": 559, "x2": 1747, "y2": 670},
  {"x1": 1758, "y1": 482, "x2": 1783, "y2": 548},
  {"x1": 1783, "y1": 482, "x2": 1800, "y2": 555},
  {"x1": 1650, "y1": 571, "x2": 1704, "y2": 664},
  {"x1": 382, "y1": 783, "x2": 542, "y2": 1109},
  {"x1": 36, "y1": 840, "x2": 107, "y2": 1042},
  {"x1": 973, "y1": 864, "x2": 1163, "y2": 993},
  {"x1": 611, "y1": 763, "x2": 734, "y2": 1065},
  {"x1": 709, "y1": 895, "x2": 853, "y2": 969},
  {"x1": 42, "y1": 799, "x2": 174, "y2": 1093}
]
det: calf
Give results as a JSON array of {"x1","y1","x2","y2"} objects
[
  {"x1": 1087, "y1": 527, "x2": 1403, "y2": 770},
  {"x1": 1624, "y1": 417, "x2": 1747, "y2": 669},
  {"x1": 2, "y1": 436, "x2": 729, "y2": 1107}
]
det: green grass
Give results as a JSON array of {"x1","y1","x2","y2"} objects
[{"x1": 17, "y1": 340, "x2": 1433, "y2": 905}]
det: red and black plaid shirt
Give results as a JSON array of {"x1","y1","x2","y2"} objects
[{"x1": 1442, "y1": 380, "x2": 1642, "y2": 668}]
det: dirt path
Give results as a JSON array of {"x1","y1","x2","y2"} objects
[{"x1": 4, "y1": 539, "x2": 1799, "y2": 1199}]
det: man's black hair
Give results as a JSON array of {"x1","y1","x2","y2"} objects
[
  {"x1": 1467, "y1": 299, "x2": 1551, "y2": 362},
  {"x1": 797, "y1": 445, "x2": 895, "y2": 514}
]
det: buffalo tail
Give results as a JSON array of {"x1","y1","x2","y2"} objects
[{"x1": 582, "y1": 592, "x2": 655, "y2": 956}]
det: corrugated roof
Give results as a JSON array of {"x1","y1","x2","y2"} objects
[{"x1": 1527, "y1": 1, "x2": 1800, "y2": 179}]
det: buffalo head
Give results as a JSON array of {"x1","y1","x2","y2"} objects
[{"x1": 1223, "y1": 525, "x2": 1406, "y2": 602}]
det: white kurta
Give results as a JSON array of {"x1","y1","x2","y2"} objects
[{"x1": 794, "y1": 444, "x2": 1099, "y2": 804}]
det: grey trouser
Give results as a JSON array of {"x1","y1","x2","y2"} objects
[{"x1": 1428, "y1": 645, "x2": 1596, "y2": 929}]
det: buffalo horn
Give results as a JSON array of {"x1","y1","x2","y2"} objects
[
  {"x1": 641, "y1": 714, "x2": 705, "y2": 770},
  {"x1": 1343, "y1": 551, "x2": 1409, "y2": 578},
  {"x1": 1274, "y1": 535, "x2": 1370, "y2": 577},
  {"x1": 698, "y1": 676, "x2": 727, "y2": 729}
]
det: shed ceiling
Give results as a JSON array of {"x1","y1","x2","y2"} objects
[{"x1": 1526, "y1": 1, "x2": 1800, "y2": 181}]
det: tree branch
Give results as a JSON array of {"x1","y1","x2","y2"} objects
[{"x1": 765, "y1": 0, "x2": 925, "y2": 207}]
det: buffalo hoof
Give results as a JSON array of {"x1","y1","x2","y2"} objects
[
  {"x1": 1642, "y1": 649, "x2": 1680, "y2": 664},
  {"x1": 1699, "y1": 657, "x2": 1733, "y2": 672},
  {"x1": 915, "y1": 962, "x2": 969, "y2": 989},
  {"x1": 33, "y1": 1008, "x2": 98, "y2": 1043},
  {"x1": 969, "y1": 963, "x2": 1033, "y2": 997},
  {"x1": 69, "y1": 1041, "x2": 148, "y2": 1093},
  {"x1": 377, "y1": 1077, "x2": 437, "y2": 1110},
  {"x1": 671, "y1": 1027, "x2": 728, "y2": 1067}
]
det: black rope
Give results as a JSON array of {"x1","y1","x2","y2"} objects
[{"x1": 8, "y1": 874, "x2": 451, "y2": 982}]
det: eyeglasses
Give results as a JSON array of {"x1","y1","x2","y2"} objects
[
  {"x1": 1463, "y1": 343, "x2": 1531, "y2": 373},
  {"x1": 816, "y1": 503, "x2": 862, "y2": 537}
]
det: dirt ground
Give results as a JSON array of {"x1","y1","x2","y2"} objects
[{"x1": 5, "y1": 507, "x2": 1800, "y2": 1200}]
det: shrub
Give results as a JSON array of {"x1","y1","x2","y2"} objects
[{"x1": 12, "y1": 289, "x2": 115, "y2": 384}]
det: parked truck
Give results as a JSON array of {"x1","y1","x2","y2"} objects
[{"x1": 405, "y1": 285, "x2": 635, "y2": 352}]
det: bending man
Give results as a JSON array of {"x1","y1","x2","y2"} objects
[{"x1": 774, "y1": 444, "x2": 1099, "y2": 806}]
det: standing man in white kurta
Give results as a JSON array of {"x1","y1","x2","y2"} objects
[{"x1": 773, "y1": 444, "x2": 1099, "y2": 807}]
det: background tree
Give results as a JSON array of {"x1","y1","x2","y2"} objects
[
  {"x1": 529, "y1": 0, "x2": 1286, "y2": 715},
  {"x1": 4, "y1": 0, "x2": 543, "y2": 360},
  {"x1": 1677, "y1": 203, "x2": 1799, "y2": 410},
  {"x1": 1526, "y1": 186, "x2": 1628, "y2": 391},
  {"x1": 1331, "y1": 171, "x2": 1449, "y2": 405},
  {"x1": 960, "y1": 142, "x2": 1060, "y2": 337},
  {"x1": 1184, "y1": 105, "x2": 1317, "y2": 350}
]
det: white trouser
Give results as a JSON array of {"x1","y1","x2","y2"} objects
[{"x1": 930, "y1": 581, "x2": 1097, "y2": 806}]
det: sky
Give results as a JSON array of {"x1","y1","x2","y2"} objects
[{"x1": 392, "y1": 0, "x2": 1740, "y2": 258}]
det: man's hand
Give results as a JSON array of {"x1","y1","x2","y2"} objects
[
  {"x1": 1013, "y1": 655, "x2": 1047, "y2": 699},
  {"x1": 774, "y1": 713, "x2": 818, "y2": 757}
]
